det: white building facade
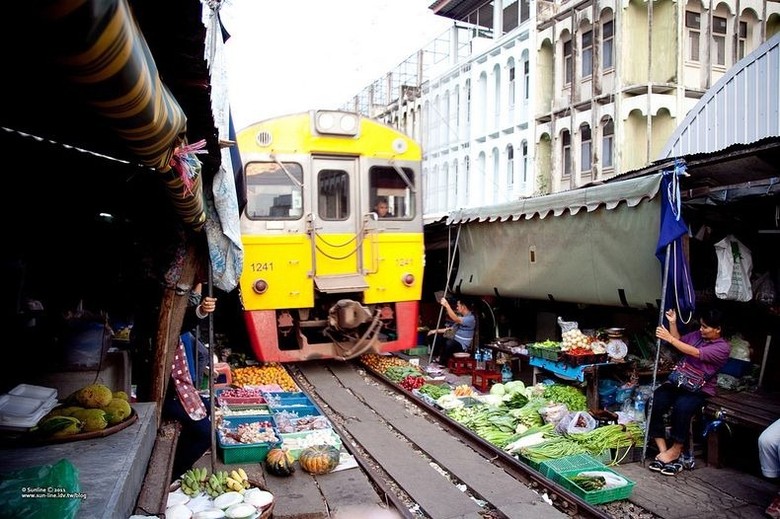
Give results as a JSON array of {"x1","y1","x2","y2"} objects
[{"x1": 342, "y1": 0, "x2": 780, "y2": 222}]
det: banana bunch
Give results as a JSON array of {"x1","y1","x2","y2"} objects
[
  {"x1": 181, "y1": 467, "x2": 208, "y2": 496},
  {"x1": 206, "y1": 471, "x2": 230, "y2": 498},
  {"x1": 226, "y1": 468, "x2": 250, "y2": 493}
]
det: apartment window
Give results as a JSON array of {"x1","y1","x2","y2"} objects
[
  {"x1": 602, "y1": 118, "x2": 614, "y2": 168},
  {"x1": 508, "y1": 62, "x2": 516, "y2": 108},
  {"x1": 507, "y1": 145, "x2": 515, "y2": 188},
  {"x1": 521, "y1": 141, "x2": 528, "y2": 183},
  {"x1": 686, "y1": 11, "x2": 701, "y2": 62},
  {"x1": 738, "y1": 21, "x2": 748, "y2": 59},
  {"x1": 563, "y1": 39, "x2": 573, "y2": 85},
  {"x1": 562, "y1": 130, "x2": 572, "y2": 177},
  {"x1": 713, "y1": 16, "x2": 727, "y2": 66},
  {"x1": 465, "y1": 80, "x2": 471, "y2": 124},
  {"x1": 464, "y1": 156, "x2": 470, "y2": 198},
  {"x1": 523, "y1": 60, "x2": 530, "y2": 101},
  {"x1": 580, "y1": 125, "x2": 592, "y2": 172},
  {"x1": 582, "y1": 30, "x2": 593, "y2": 77},
  {"x1": 602, "y1": 20, "x2": 614, "y2": 69}
]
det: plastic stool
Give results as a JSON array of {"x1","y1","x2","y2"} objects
[
  {"x1": 472, "y1": 369, "x2": 502, "y2": 393},
  {"x1": 448, "y1": 358, "x2": 475, "y2": 375}
]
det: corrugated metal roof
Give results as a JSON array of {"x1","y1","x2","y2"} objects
[
  {"x1": 660, "y1": 32, "x2": 780, "y2": 159},
  {"x1": 446, "y1": 174, "x2": 662, "y2": 224}
]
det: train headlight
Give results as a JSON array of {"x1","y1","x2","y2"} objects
[
  {"x1": 402, "y1": 273, "x2": 415, "y2": 287},
  {"x1": 253, "y1": 279, "x2": 269, "y2": 295},
  {"x1": 314, "y1": 110, "x2": 359, "y2": 136}
]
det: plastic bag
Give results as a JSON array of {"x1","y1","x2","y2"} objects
[
  {"x1": 714, "y1": 235, "x2": 753, "y2": 302},
  {"x1": 566, "y1": 411, "x2": 597, "y2": 434},
  {"x1": 752, "y1": 272, "x2": 776, "y2": 306},
  {"x1": 0, "y1": 459, "x2": 81, "y2": 519},
  {"x1": 557, "y1": 316, "x2": 579, "y2": 334},
  {"x1": 539, "y1": 403, "x2": 569, "y2": 426}
]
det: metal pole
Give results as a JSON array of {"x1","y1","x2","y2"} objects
[
  {"x1": 428, "y1": 224, "x2": 462, "y2": 364},
  {"x1": 207, "y1": 260, "x2": 217, "y2": 472},
  {"x1": 641, "y1": 242, "x2": 672, "y2": 466}
]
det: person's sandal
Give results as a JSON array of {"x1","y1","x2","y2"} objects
[
  {"x1": 660, "y1": 462, "x2": 684, "y2": 476},
  {"x1": 766, "y1": 494, "x2": 780, "y2": 519},
  {"x1": 648, "y1": 460, "x2": 665, "y2": 472}
]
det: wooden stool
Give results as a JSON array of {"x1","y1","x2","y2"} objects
[
  {"x1": 472, "y1": 369, "x2": 502, "y2": 393},
  {"x1": 448, "y1": 357, "x2": 475, "y2": 375}
]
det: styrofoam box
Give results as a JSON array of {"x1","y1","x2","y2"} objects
[
  {"x1": 9, "y1": 384, "x2": 58, "y2": 402},
  {"x1": 0, "y1": 394, "x2": 47, "y2": 418}
]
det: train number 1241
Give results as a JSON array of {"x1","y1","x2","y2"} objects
[{"x1": 251, "y1": 262, "x2": 274, "y2": 272}]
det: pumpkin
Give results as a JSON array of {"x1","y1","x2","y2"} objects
[
  {"x1": 265, "y1": 448, "x2": 295, "y2": 477},
  {"x1": 298, "y1": 444, "x2": 340, "y2": 475}
]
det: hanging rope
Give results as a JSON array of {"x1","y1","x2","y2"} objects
[
  {"x1": 169, "y1": 139, "x2": 207, "y2": 196},
  {"x1": 428, "y1": 224, "x2": 462, "y2": 364},
  {"x1": 667, "y1": 160, "x2": 694, "y2": 325}
]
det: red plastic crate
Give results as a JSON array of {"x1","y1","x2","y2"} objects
[{"x1": 562, "y1": 352, "x2": 608, "y2": 366}]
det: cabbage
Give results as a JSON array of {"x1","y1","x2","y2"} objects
[
  {"x1": 504, "y1": 380, "x2": 525, "y2": 393},
  {"x1": 489, "y1": 383, "x2": 506, "y2": 396}
]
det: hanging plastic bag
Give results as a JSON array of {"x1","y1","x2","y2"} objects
[
  {"x1": 714, "y1": 235, "x2": 753, "y2": 302},
  {"x1": 752, "y1": 272, "x2": 776, "y2": 306},
  {"x1": 0, "y1": 459, "x2": 82, "y2": 519}
]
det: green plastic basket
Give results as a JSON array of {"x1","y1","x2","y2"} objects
[
  {"x1": 527, "y1": 344, "x2": 562, "y2": 361},
  {"x1": 556, "y1": 467, "x2": 636, "y2": 504},
  {"x1": 539, "y1": 453, "x2": 608, "y2": 479},
  {"x1": 219, "y1": 438, "x2": 281, "y2": 464}
]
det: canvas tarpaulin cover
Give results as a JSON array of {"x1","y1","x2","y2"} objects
[{"x1": 447, "y1": 174, "x2": 664, "y2": 308}]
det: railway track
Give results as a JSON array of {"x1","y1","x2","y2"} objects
[{"x1": 286, "y1": 359, "x2": 620, "y2": 519}]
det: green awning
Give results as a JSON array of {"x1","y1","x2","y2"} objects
[{"x1": 448, "y1": 175, "x2": 664, "y2": 308}]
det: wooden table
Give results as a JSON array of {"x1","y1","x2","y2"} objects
[
  {"x1": 703, "y1": 389, "x2": 780, "y2": 467},
  {"x1": 0, "y1": 402, "x2": 156, "y2": 519},
  {"x1": 529, "y1": 356, "x2": 613, "y2": 409}
]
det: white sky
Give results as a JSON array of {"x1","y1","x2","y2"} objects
[{"x1": 220, "y1": 0, "x2": 452, "y2": 131}]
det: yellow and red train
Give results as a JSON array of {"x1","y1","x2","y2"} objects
[{"x1": 235, "y1": 110, "x2": 425, "y2": 362}]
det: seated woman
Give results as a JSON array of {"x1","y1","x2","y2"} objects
[
  {"x1": 648, "y1": 307, "x2": 730, "y2": 475},
  {"x1": 428, "y1": 297, "x2": 475, "y2": 367}
]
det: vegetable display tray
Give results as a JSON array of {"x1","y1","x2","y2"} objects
[
  {"x1": 280, "y1": 429, "x2": 342, "y2": 460},
  {"x1": 218, "y1": 414, "x2": 280, "y2": 464},
  {"x1": 215, "y1": 389, "x2": 266, "y2": 407},
  {"x1": 271, "y1": 405, "x2": 321, "y2": 418},
  {"x1": 527, "y1": 345, "x2": 562, "y2": 361},
  {"x1": 556, "y1": 467, "x2": 636, "y2": 504}
]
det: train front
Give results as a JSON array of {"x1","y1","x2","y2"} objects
[{"x1": 236, "y1": 110, "x2": 425, "y2": 362}]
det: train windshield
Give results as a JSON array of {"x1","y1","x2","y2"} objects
[
  {"x1": 245, "y1": 161, "x2": 304, "y2": 219},
  {"x1": 370, "y1": 166, "x2": 415, "y2": 219}
]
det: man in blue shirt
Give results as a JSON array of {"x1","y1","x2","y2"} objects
[{"x1": 428, "y1": 298, "x2": 475, "y2": 367}]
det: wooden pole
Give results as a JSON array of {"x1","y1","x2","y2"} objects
[
  {"x1": 150, "y1": 241, "x2": 199, "y2": 427},
  {"x1": 759, "y1": 335, "x2": 772, "y2": 388}
]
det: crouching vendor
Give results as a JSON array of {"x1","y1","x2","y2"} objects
[{"x1": 647, "y1": 308, "x2": 730, "y2": 475}]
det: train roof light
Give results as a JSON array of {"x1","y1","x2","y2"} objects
[{"x1": 315, "y1": 110, "x2": 359, "y2": 136}]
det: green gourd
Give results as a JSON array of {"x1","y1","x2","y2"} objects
[
  {"x1": 298, "y1": 445, "x2": 340, "y2": 475},
  {"x1": 265, "y1": 448, "x2": 295, "y2": 477}
]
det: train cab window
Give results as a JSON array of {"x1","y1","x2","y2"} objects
[
  {"x1": 245, "y1": 162, "x2": 303, "y2": 219},
  {"x1": 318, "y1": 169, "x2": 350, "y2": 220},
  {"x1": 370, "y1": 166, "x2": 415, "y2": 219}
]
